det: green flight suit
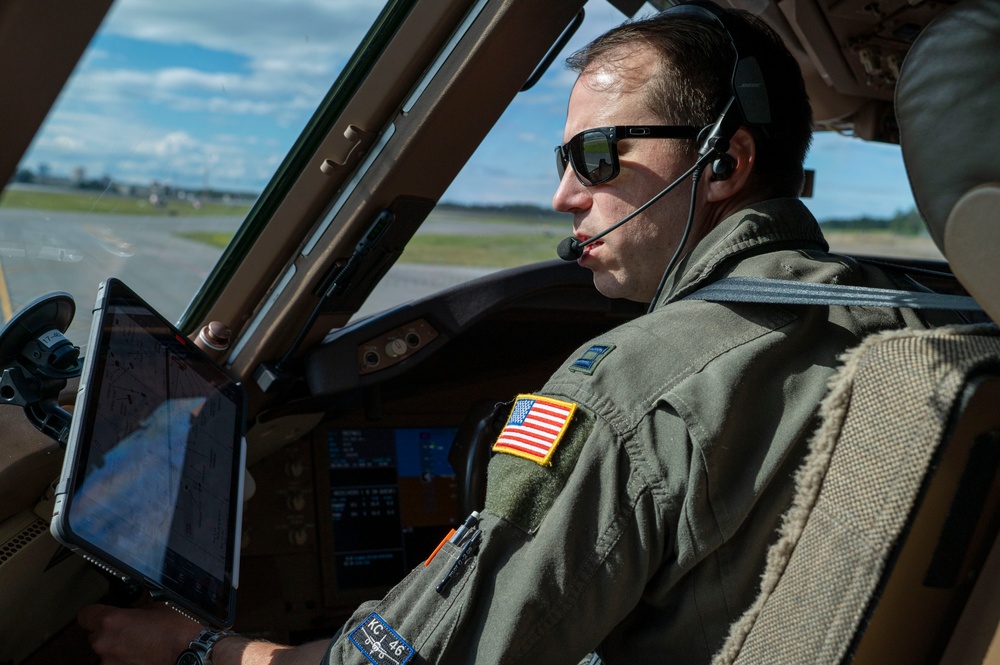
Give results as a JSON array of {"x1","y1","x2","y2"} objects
[{"x1": 326, "y1": 198, "x2": 935, "y2": 664}]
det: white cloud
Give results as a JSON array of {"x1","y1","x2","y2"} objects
[
  {"x1": 101, "y1": 0, "x2": 377, "y2": 74},
  {"x1": 67, "y1": 63, "x2": 323, "y2": 113},
  {"x1": 53, "y1": 136, "x2": 84, "y2": 151},
  {"x1": 136, "y1": 131, "x2": 199, "y2": 157}
]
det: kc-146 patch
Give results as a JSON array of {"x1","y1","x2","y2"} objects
[
  {"x1": 349, "y1": 612, "x2": 414, "y2": 665},
  {"x1": 492, "y1": 394, "x2": 576, "y2": 466}
]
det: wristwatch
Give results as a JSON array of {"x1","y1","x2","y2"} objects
[{"x1": 175, "y1": 629, "x2": 236, "y2": 665}]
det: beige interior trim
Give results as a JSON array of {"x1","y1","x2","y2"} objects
[
  {"x1": 944, "y1": 184, "x2": 1000, "y2": 326},
  {"x1": 941, "y1": 527, "x2": 1000, "y2": 665},
  {"x1": 0, "y1": 0, "x2": 114, "y2": 188}
]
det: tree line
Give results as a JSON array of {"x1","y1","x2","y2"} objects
[
  {"x1": 820, "y1": 207, "x2": 925, "y2": 235},
  {"x1": 438, "y1": 201, "x2": 928, "y2": 236}
]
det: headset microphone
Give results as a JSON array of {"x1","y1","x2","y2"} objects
[
  {"x1": 557, "y1": 236, "x2": 583, "y2": 261},
  {"x1": 556, "y1": 155, "x2": 711, "y2": 262}
]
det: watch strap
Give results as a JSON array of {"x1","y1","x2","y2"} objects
[{"x1": 176, "y1": 628, "x2": 236, "y2": 665}]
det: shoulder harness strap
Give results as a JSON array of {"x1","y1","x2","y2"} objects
[{"x1": 685, "y1": 276, "x2": 982, "y2": 311}]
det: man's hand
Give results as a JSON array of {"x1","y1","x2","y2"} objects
[
  {"x1": 78, "y1": 602, "x2": 334, "y2": 665},
  {"x1": 78, "y1": 603, "x2": 202, "y2": 665}
]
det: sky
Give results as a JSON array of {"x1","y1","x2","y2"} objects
[{"x1": 18, "y1": 0, "x2": 917, "y2": 222}]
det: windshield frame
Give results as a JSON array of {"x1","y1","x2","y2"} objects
[{"x1": 178, "y1": 0, "x2": 419, "y2": 333}]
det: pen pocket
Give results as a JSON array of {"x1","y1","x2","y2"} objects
[{"x1": 350, "y1": 539, "x2": 477, "y2": 662}]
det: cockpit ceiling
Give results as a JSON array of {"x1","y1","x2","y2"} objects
[{"x1": 635, "y1": 0, "x2": 955, "y2": 144}]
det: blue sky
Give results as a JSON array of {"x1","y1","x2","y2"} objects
[{"x1": 19, "y1": 0, "x2": 917, "y2": 222}]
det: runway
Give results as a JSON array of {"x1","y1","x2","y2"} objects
[{"x1": 0, "y1": 209, "x2": 508, "y2": 347}]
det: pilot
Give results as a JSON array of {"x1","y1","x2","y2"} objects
[{"x1": 78, "y1": 2, "x2": 943, "y2": 664}]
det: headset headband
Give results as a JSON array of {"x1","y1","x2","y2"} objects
[{"x1": 663, "y1": 1, "x2": 771, "y2": 157}]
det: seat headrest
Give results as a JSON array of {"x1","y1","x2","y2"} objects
[{"x1": 895, "y1": 0, "x2": 1000, "y2": 257}]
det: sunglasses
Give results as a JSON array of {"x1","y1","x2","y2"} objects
[{"x1": 555, "y1": 125, "x2": 699, "y2": 186}]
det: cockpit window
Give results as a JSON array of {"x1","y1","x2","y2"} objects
[
  {"x1": 0, "y1": 0, "x2": 385, "y2": 342},
  {"x1": 807, "y1": 133, "x2": 936, "y2": 261}
]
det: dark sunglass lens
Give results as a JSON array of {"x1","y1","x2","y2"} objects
[
  {"x1": 577, "y1": 130, "x2": 614, "y2": 185},
  {"x1": 555, "y1": 147, "x2": 567, "y2": 181}
]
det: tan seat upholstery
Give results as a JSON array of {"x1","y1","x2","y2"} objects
[
  {"x1": 712, "y1": 0, "x2": 1000, "y2": 662},
  {"x1": 712, "y1": 326, "x2": 1000, "y2": 664}
]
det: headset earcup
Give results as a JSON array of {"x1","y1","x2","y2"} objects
[{"x1": 711, "y1": 154, "x2": 735, "y2": 181}]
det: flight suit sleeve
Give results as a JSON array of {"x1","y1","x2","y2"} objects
[{"x1": 324, "y1": 399, "x2": 681, "y2": 665}]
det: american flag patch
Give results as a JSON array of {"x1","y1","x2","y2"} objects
[{"x1": 492, "y1": 394, "x2": 576, "y2": 466}]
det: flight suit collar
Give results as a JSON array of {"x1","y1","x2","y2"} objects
[{"x1": 653, "y1": 198, "x2": 828, "y2": 309}]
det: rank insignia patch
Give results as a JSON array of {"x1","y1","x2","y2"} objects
[
  {"x1": 492, "y1": 394, "x2": 576, "y2": 466},
  {"x1": 569, "y1": 344, "x2": 615, "y2": 375},
  {"x1": 349, "y1": 612, "x2": 414, "y2": 665}
]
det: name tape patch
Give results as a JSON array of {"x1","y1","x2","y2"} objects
[
  {"x1": 492, "y1": 394, "x2": 576, "y2": 466},
  {"x1": 349, "y1": 612, "x2": 415, "y2": 665}
]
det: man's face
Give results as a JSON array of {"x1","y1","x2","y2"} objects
[{"x1": 552, "y1": 49, "x2": 706, "y2": 303}]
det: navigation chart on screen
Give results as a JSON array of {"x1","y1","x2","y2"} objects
[{"x1": 70, "y1": 307, "x2": 235, "y2": 585}]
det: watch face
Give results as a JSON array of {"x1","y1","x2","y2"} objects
[{"x1": 175, "y1": 651, "x2": 203, "y2": 665}]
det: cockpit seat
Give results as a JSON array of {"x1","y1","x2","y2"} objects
[
  {"x1": 710, "y1": 0, "x2": 1000, "y2": 663},
  {"x1": 895, "y1": 0, "x2": 1000, "y2": 327}
]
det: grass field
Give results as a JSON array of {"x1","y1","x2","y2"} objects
[
  {"x1": 0, "y1": 188, "x2": 251, "y2": 217},
  {"x1": 177, "y1": 227, "x2": 942, "y2": 266},
  {"x1": 175, "y1": 229, "x2": 563, "y2": 267},
  {"x1": 399, "y1": 234, "x2": 561, "y2": 266}
]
